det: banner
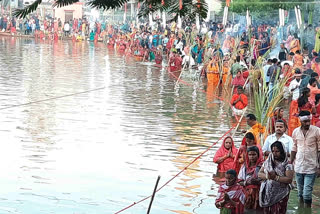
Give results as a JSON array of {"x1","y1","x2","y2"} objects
[
  {"x1": 177, "y1": 15, "x2": 182, "y2": 29},
  {"x1": 162, "y1": 11, "x2": 166, "y2": 28}
]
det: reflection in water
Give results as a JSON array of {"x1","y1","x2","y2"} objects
[{"x1": 0, "y1": 37, "x2": 319, "y2": 214}]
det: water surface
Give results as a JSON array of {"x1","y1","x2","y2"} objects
[{"x1": 0, "y1": 37, "x2": 318, "y2": 214}]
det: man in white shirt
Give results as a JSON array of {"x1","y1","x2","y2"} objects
[
  {"x1": 288, "y1": 69, "x2": 302, "y2": 100},
  {"x1": 233, "y1": 23, "x2": 240, "y2": 37},
  {"x1": 64, "y1": 22, "x2": 70, "y2": 36},
  {"x1": 263, "y1": 120, "x2": 293, "y2": 157},
  {"x1": 263, "y1": 59, "x2": 272, "y2": 85}
]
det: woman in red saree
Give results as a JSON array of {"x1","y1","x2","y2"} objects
[
  {"x1": 213, "y1": 136, "x2": 238, "y2": 174},
  {"x1": 238, "y1": 146, "x2": 263, "y2": 212},
  {"x1": 298, "y1": 87, "x2": 316, "y2": 125},
  {"x1": 215, "y1": 169, "x2": 245, "y2": 214},
  {"x1": 231, "y1": 71, "x2": 245, "y2": 94},
  {"x1": 233, "y1": 132, "x2": 263, "y2": 174},
  {"x1": 314, "y1": 94, "x2": 320, "y2": 126}
]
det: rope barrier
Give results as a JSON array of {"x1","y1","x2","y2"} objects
[
  {"x1": 0, "y1": 87, "x2": 106, "y2": 111},
  {"x1": 114, "y1": 124, "x2": 236, "y2": 214},
  {"x1": 114, "y1": 66, "x2": 244, "y2": 213},
  {"x1": 0, "y1": 62, "x2": 243, "y2": 213},
  {"x1": 166, "y1": 67, "x2": 240, "y2": 122}
]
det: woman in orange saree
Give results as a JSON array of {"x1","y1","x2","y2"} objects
[
  {"x1": 222, "y1": 60, "x2": 230, "y2": 85},
  {"x1": 207, "y1": 57, "x2": 220, "y2": 87},
  {"x1": 288, "y1": 99, "x2": 300, "y2": 136}
]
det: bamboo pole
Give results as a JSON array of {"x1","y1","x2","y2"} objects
[
  {"x1": 147, "y1": 176, "x2": 161, "y2": 214},
  {"x1": 232, "y1": 107, "x2": 247, "y2": 138}
]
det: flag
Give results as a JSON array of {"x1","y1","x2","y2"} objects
[{"x1": 179, "y1": 0, "x2": 182, "y2": 10}]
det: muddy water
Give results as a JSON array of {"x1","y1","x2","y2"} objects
[{"x1": 0, "y1": 37, "x2": 318, "y2": 214}]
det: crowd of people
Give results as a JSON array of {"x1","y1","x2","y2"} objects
[
  {"x1": 0, "y1": 14, "x2": 111, "y2": 41},
  {"x1": 214, "y1": 110, "x2": 320, "y2": 214},
  {"x1": 2, "y1": 11, "x2": 320, "y2": 214},
  {"x1": 208, "y1": 22, "x2": 320, "y2": 213}
]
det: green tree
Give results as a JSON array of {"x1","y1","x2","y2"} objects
[
  {"x1": 228, "y1": 0, "x2": 311, "y2": 14},
  {"x1": 0, "y1": 0, "x2": 208, "y2": 22}
]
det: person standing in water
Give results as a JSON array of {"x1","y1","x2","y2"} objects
[
  {"x1": 291, "y1": 111, "x2": 320, "y2": 208},
  {"x1": 215, "y1": 169, "x2": 245, "y2": 214},
  {"x1": 213, "y1": 136, "x2": 238, "y2": 175}
]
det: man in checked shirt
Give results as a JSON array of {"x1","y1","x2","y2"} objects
[{"x1": 291, "y1": 111, "x2": 320, "y2": 208}]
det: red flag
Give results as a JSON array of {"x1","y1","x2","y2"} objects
[
  {"x1": 226, "y1": 0, "x2": 230, "y2": 7},
  {"x1": 161, "y1": 0, "x2": 165, "y2": 5},
  {"x1": 197, "y1": 0, "x2": 200, "y2": 9},
  {"x1": 138, "y1": 2, "x2": 140, "y2": 9},
  {"x1": 179, "y1": 0, "x2": 182, "y2": 10}
]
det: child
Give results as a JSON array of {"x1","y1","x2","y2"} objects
[{"x1": 215, "y1": 169, "x2": 245, "y2": 214}]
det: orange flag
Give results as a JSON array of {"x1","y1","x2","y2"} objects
[
  {"x1": 179, "y1": 0, "x2": 182, "y2": 10},
  {"x1": 162, "y1": 0, "x2": 165, "y2": 5},
  {"x1": 226, "y1": 0, "x2": 230, "y2": 7}
]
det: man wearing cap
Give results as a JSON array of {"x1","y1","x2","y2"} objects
[
  {"x1": 291, "y1": 111, "x2": 320, "y2": 208},
  {"x1": 289, "y1": 69, "x2": 302, "y2": 100}
]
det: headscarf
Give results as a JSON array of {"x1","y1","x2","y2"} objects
[
  {"x1": 214, "y1": 136, "x2": 238, "y2": 160},
  {"x1": 231, "y1": 72, "x2": 245, "y2": 87},
  {"x1": 232, "y1": 133, "x2": 263, "y2": 173},
  {"x1": 244, "y1": 146, "x2": 264, "y2": 175},
  {"x1": 213, "y1": 136, "x2": 238, "y2": 172},
  {"x1": 216, "y1": 183, "x2": 245, "y2": 214},
  {"x1": 259, "y1": 141, "x2": 293, "y2": 207}
]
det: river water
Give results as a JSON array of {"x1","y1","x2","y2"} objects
[{"x1": 0, "y1": 37, "x2": 318, "y2": 214}]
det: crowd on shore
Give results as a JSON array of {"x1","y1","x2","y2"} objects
[
  {"x1": 102, "y1": 18, "x2": 320, "y2": 214},
  {"x1": 2, "y1": 12, "x2": 320, "y2": 214}
]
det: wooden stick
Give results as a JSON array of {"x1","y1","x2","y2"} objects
[
  {"x1": 232, "y1": 107, "x2": 247, "y2": 138},
  {"x1": 147, "y1": 176, "x2": 161, "y2": 214},
  {"x1": 175, "y1": 68, "x2": 184, "y2": 87}
]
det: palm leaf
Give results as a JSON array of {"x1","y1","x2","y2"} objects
[
  {"x1": 13, "y1": 0, "x2": 42, "y2": 18},
  {"x1": 86, "y1": 0, "x2": 129, "y2": 10},
  {"x1": 52, "y1": 0, "x2": 79, "y2": 8},
  {"x1": 138, "y1": 0, "x2": 208, "y2": 22}
]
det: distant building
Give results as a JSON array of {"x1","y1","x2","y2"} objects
[
  {"x1": 206, "y1": 0, "x2": 222, "y2": 21},
  {"x1": 54, "y1": 2, "x2": 83, "y2": 23}
]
